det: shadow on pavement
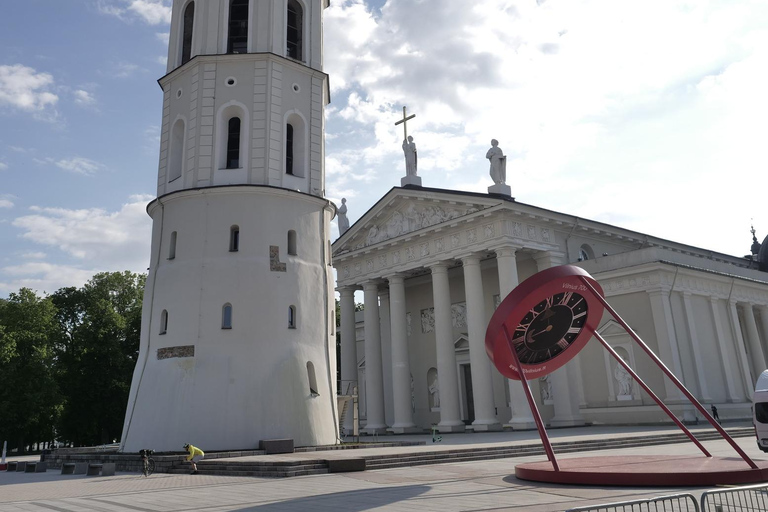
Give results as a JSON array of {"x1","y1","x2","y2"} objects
[{"x1": 232, "y1": 484, "x2": 430, "y2": 511}]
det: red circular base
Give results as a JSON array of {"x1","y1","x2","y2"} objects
[{"x1": 515, "y1": 456, "x2": 768, "y2": 486}]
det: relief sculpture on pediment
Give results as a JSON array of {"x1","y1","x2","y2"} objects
[{"x1": 352, "y1": 202, "x2": 486, "y2": 249}]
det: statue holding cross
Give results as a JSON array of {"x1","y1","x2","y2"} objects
[{"x1": 395, "y1": 106, "x2": 422, "y2": 186}]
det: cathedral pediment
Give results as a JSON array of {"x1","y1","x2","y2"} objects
[{"x1": 335, "y1": 188, "x2": 496, "y2": 253}]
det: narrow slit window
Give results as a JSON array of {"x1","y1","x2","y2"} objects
[
  {"x1": 181, "y1": 2, "x2": 195, "y2": 65},
  {"x1": 227, "y1": 0, "x2": 248, "y2": 54},
  {"x1": 168, "y1": 231, "x2": 177, "y2": 259},
  {"x1": 226, "y1": 117, "x2": 241, "y2": 169},
  {"x1": 289, "y1": 305, "x2": 297, "y2": 328},
  {"x1": 287, "y1": 230, "x2": 297, "y2": 255},
  {"x1": 306, "y1": 361, "x2": 318, "y2": 396},
  {"x1": 160, "y1": 310, "x2": 168, "y2": 334},
  {"x1": 230, "y1": 225, "x2": 240, "y2": 252},
  {"x1": 222, "y1": 303, "x2": 233, "y2": 329},
  {"x1": 287, "y1": 0, "x2": 303, "y2": 60},
  {"x1": 286, "y1": 123, "x2": 294, "y2": 175}
]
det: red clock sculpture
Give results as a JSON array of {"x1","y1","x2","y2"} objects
[{"x1": 485, "y1": 265, "x2": 766, "y2": 486}]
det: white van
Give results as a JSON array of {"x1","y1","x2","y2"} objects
[{"x1": 753, "y1": 369, "x2": 768, "y2": 452}]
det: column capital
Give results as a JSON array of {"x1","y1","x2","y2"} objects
[
  {"x1": 532, "y1": 250, "x2": 566, "y2": 268},
  {"x1": 426, "y1": 260, "x2": 452, "y2": 272},
  {"x1": 489, "y1": 243, "x2": 523, "y2": 257},
  {"x1": 383, "y1": 273, "x2": 406, "y2": 284},
  {"x1": 458, "y1": 252, "x2": 485, "y2": 265},
  {"x1": 361, "y1": 280, "x2": 383, "y2": 291},
  {"x1": 337, "y1": 285, "x2": 359, "y2": 296}
]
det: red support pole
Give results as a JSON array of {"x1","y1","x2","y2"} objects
[
  {"x1": 579, "y1": 276, "x2": 758, "y2": 470},
  {"x1": 591, "y1": 329, "x2": 711, "y2": 457},
  {"x1": 502, "y1": 324, "x2": 560, "y2": 471}
]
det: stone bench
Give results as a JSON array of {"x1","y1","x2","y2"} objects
[
  {"x1": 6, "y1": 461, "x2": 18, "y2": 472},
  {"x1": 14, "y1": 461, "x2": 27, "y2": 472},
  {"x1": 86, "y1": 462, "x2": 116, "y2": 476},
  {"x1": 326, "y1": 458, "x2": 365, "y2": 473},
  {"x1": 259, "y1": 439, "x2": 294, "y2": 454},
  {"x1": 61, "y1": 462, "x2": 87, "y2": 475},
  {"x1": 24, "y1": 462, "x2": 47, "y2": 473}
]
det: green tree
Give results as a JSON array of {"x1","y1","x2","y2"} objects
[
  {"x1": 0, "y1": 289, "x2": 60, "y2": 453},
  {"x1": 53, "y1": 271, "x2": 145, "y2": 446}
]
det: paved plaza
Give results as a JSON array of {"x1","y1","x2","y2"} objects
[{"x1": 1, "y1": 425, "x2": 765, "y2": 511}]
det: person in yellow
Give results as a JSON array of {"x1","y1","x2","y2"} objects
[{"x1": 183, "y1": 443, "x2": 204, "y2": 474}]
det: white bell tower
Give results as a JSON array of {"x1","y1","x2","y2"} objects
[{"x1": 120, "y1": 0, "x2": 338, "y2": 452}]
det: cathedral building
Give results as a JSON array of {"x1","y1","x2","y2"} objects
[
  {"x1": 333, "y1": 179, "x2": 768, "y2": 434},
  {"x1": 120, "y1": 0, "x2": 338, "y2": 452}
]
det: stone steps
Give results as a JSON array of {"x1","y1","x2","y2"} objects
[{"x1": 164, "y1": 427, "x2": 754, "y2": 477}]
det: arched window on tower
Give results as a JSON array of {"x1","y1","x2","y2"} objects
[
  {"x1": 289, "y1": 305, "x2": 297, "y2": 328},
  {"x1": 285, "y1": 123, "x2": 294, "y2": 175},
  {"x1": 226, "y1": 117, "x2": 241, "y2": 169},
  {"x1": 286, "y1": 0, "x2": 303, "y2": 61},
  {"x1": 229, "y1": 225, "x2": 240, "y2": 252},
  {"x1": 222, "y1": 303, "x2": 233, "y2": 329},
  {"x1": 287, "y1": 230, "x2": 297, "y2": 255},
  {"x1": 228, "y1": 0, "x2": 248, "y2": 54},
  {"x1": 169, "y1": 119, "x2": 185, "y2": 182},
  {"x1": 284, "y1": 113, "x2": 306, "y2": 178},
  {"x1": 160, "y1": 310, "x2": 168, "y2": 335},
  {"x1": 181, "y1": 1, "x2": 195, "y2": 65},
  {"x1": 306, "y1": 361, "x2": 318, "y2": 396}
]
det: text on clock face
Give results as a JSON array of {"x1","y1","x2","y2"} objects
[{"x1": 510, "y1": 292, "x2": 588, "y2": 365}]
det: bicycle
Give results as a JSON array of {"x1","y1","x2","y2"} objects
[{"x1": 139, "y1": 449, "x2": 155, "y2": 477}]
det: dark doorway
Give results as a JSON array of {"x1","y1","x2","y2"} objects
[{"x1": 462, "y1": 364, "x2": 475, "y2": 424}]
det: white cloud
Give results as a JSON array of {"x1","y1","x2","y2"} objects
[
  {"x1": 0, "y1": 64, "x2": 58, "y2": 113},
  {"x1": 156, "y1": 32, "x2": 170, "y2": 45},
  {"x1": 9, "y1": 195, "x2": 153, "y2": 279},
  {"x1": 0, "y1": 162, "x2": 7, "y2": 171},
  {"x1": 114, "y1": 62, "x2": 144, "y2": 78},
  {"x1": 98, "y1": 0, "x2": 172, "y2": 25},
  {"x1": 52, "y1": 157, "x2": 105, "y2": 176},
  {"x1": 0, "y1": 199, "x2": 13, "y2": 209},
  {"x1": 0, "y1": 262, "x2": 97, "y2": 296},
  {"x1": 73, "y1": 89, "x2": 96, "y2": 106},
  {"x1": 21, "y1": 252, "x2": 46, "y2": 259}
]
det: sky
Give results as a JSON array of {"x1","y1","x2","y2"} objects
[{"x1": 1, "y1": 0, "x2": 768, "y2": 297}]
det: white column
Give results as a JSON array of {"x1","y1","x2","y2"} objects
[
  {"x1": 461, "y1": 254, "x2": 501, "y2": 430},
  {"x1": 759, "y1": 306, "x2": 768, "y2": 360},
  {"x1": 378, "y1": 289, "x2": 393, "y2": 426},
  {"x1": 362, "y1": 281, "x2": 386, "y2": 433},
  {"x1": 386, "y1": 274, "x2": 418, "y2": 432},
  {"x1": 533, "y1": 251, "x2": 585, "y2": 427},
  {"x1": 339, "y1": 287, "x2": 358, "y2": 433},
  {"x1": 429, "y1": 263, "x2": 465, "y2": 432},
  {"x1": 681, "y1": 292, "x2": 711, "y2": 402},
  {"x1": 729, "y1": 300, "x2": 755, "y2": 399},
  {"x1": 710, "y1": 297, "x2": 741, "y2": 402},
  {"x1": 647, "y1": 289, "x2": 687, "y2": 402},
  {"x1": 495, "y1": 246, "x2": 535, "y2": 429},
  {"x1": 742, "y1": 303, "x2": 766, "y2": 379}
]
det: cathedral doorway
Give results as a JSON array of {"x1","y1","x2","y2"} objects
[{"x1": 460, "y1": 364, "x2": 475, "y2": 424}]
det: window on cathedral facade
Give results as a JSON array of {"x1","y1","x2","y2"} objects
[
  {"x1": 286, "y1": 0, "x2": 303, "y2": 60},
  {"x1": 230, "y1": 225, "x2": 240, "y2": 252},
  {"x1": 181, "y1": 2, "x2": 195, "y2": 65},
  {"x1": 222, "y1": 303, "x2": 233, "y2": 329},
  {"x1": 226, "y1": 117, "x2": 241, "y2": 169},
  {"x1": 228, "y1": 0, "x2": 248, "y2": 54}
]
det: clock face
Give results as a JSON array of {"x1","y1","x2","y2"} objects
[
  {"x1": 511, "y1": 292, "x2": 588, "y2": 365},
  {"x1": 485, "y1": 265, "x2": 605, "y2": 381}
]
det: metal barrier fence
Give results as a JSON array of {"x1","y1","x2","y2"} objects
[
  {"x1": 565, "y1": 493, "x2": 700, "y2": 512},
  {"x1": 700, "y1": 483, "x2": 768, "y2": 511}
]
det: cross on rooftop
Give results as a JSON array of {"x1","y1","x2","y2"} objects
[{"x1": 394, "y1": 106, "x2": 416, "y2": 140}]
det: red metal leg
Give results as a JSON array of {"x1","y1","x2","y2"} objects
[
  {"x1": 591, "y1": 329, "x2": 711, "y2": 457},
  {"x1": 579, "y1": 276, "x2": 758, "y2": 470},
  {"x1": 502, "y1": 323, "x2": 560, "y2": 471}
]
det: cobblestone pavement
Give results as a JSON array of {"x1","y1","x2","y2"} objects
[{"x1": 0, "y1": 433, "x2": 763, "y2": 511}]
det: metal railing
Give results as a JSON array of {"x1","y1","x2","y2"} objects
[
  {"x1": 701, "y1": 483, "x2": 768, "y2": 511},
  {"x1": 566, "y1": 493, "x2": 699, "y2": 512}
]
